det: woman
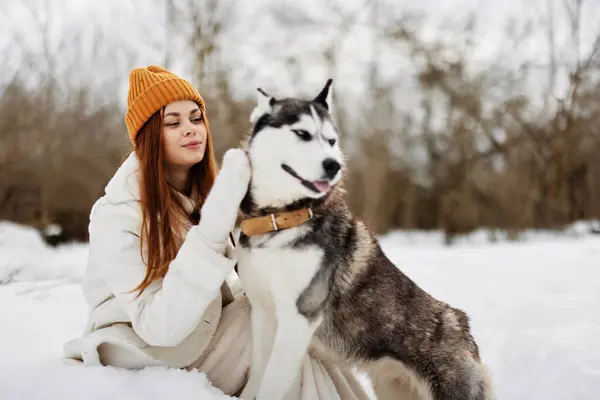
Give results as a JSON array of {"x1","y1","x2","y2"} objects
[{"x1": 63, "y1": 66, "x2": 371, "y2": 399}]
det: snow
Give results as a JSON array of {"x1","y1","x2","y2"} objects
[{"x1": 1, "y1": 220, "x2": 599, "y2": 399}]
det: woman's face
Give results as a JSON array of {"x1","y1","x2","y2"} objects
[{"x1": 162, "y1": 100, "x2": 207, "y2": 168}]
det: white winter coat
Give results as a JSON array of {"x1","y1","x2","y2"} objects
[{"x1": 63, "y1": 152, "x2": 238, "y2": 368}]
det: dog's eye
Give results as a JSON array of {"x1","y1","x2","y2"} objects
[
  {"x1": 292, "y1": 129, "x2": 312, "y2": 141},
  {"x1": 328, "y1": 138, "x2": 336, "y2": 146}
]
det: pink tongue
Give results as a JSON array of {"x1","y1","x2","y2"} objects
[{"x1": 313, "y1": 181, "x2": 330, "y2": 192}]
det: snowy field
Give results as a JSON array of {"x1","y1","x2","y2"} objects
[{"x1": 1, "y1": 220, "x2": 599, "y2": 400}]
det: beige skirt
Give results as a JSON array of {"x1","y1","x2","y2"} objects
[{"x1": 187, "y1": 296, "x2": 372, "y2": 400}]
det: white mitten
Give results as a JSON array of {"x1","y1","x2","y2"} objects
[{"x1": 194, "y1": 148, "x2": 251, "y2": 248}]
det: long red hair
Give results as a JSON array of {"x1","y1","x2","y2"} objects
[{"x1": 132, "y1": 104, "x2": 218, "y2": 295}]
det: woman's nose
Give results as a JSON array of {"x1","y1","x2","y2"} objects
[{"x1": 183, "y1": 121, "x2": 196, "y2": 136}]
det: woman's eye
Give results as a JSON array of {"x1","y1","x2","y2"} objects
[
  {"x1": 192, "y1": 116, "x2": 203, "y2": 123},
  {"x1": 292, "y1": 129, "x2": 312, "y2": 141},
  {"x1": 165, "y1": 121, "x2": 178, "y2": 127}
]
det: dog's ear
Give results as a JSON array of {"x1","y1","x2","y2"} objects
[
  {"x1": 313, "y1": 79, "x2": 333, "y2": 110},
  {"x1": 250, "y1": 88, "x2": 276, "y2": 123}
]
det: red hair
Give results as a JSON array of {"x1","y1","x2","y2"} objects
[{"x1": 132, "y1": 104, "x2": 218, "y2": 295}]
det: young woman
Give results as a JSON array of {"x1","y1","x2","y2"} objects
[{"x1": 63, "y1": 66, "x2": 370, "y2": 399}]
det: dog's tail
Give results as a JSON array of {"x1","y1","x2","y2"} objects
[
  {"x1": 480, "y1": 363, "x2": 495, "y2": 400},
  {"x1": 445, "y1": 355, "x2": 495, "y2": 400}
]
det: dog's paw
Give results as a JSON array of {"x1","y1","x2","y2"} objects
[{"x1": 221, "y1": 148, "x2": 251, "y2": 187}]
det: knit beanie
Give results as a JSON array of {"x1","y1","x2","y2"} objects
[{"x1": 125, "y1": 65, "x2": 206, "y2": 143}]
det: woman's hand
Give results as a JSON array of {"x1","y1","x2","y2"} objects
[
  {"x1": 195, "y1": 148, "x2": 251, "y2": 246},
  {"x1": 220, "y1": 148, "x2": 252, "y2": 198}
]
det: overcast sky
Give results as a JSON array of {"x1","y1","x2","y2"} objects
[{"x1": 1, "y1": 0, "x2": 599, "y2": 107}]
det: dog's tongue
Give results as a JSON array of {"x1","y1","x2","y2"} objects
[{"x1": 313, "y1": 180, "x2": 330, "y2": 193}]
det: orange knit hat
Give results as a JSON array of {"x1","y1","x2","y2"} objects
[{"x1": 125, "y1": 66, "x2": 206, "y2": 143}]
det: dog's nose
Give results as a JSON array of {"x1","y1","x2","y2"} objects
[{"x1": 322, "y1": 158, "x2": 341, "y2": 179}]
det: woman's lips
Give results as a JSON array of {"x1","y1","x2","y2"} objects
[{"x1": 183, "y1": 141, "x2": 202, "y2": 150}]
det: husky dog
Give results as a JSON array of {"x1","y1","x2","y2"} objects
[{"x1": 235, "y1": 80, "x2": 493, "y2": 400}]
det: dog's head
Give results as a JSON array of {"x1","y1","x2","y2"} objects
[{"x1": 244, "y1": 79, "x2": 343, "y2": 210}]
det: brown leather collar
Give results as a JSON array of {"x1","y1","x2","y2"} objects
[{"x1": 240, "y1": 207, "x2": 313, "y2": 236}]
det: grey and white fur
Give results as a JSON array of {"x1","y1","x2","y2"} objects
[{"x1": 235, "y1": 80, "x2": 494, "y2": 400}]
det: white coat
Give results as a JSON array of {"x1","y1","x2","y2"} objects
[{"x1": 63, "y1": 151, "x2": 239, "y2": 369}]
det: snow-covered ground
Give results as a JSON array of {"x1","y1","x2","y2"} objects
[{"x1": 1, "y1": 220, "x2": 599, "y2": 399}]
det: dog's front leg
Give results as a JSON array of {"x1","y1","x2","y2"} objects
[
  {"x1": 239, "y1": 303, "x2": 274, "y2": 400},
  {"x1": 255, "y1": 311, "x2": 322, "y2": 400}
]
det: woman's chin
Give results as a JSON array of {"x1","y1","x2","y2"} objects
[
  {"x1": 190, "y1": 156, "x2": 205, "y2": 167},
  {"x1": 181, "y1": 151, "x2": 205, "y2": 167}
]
